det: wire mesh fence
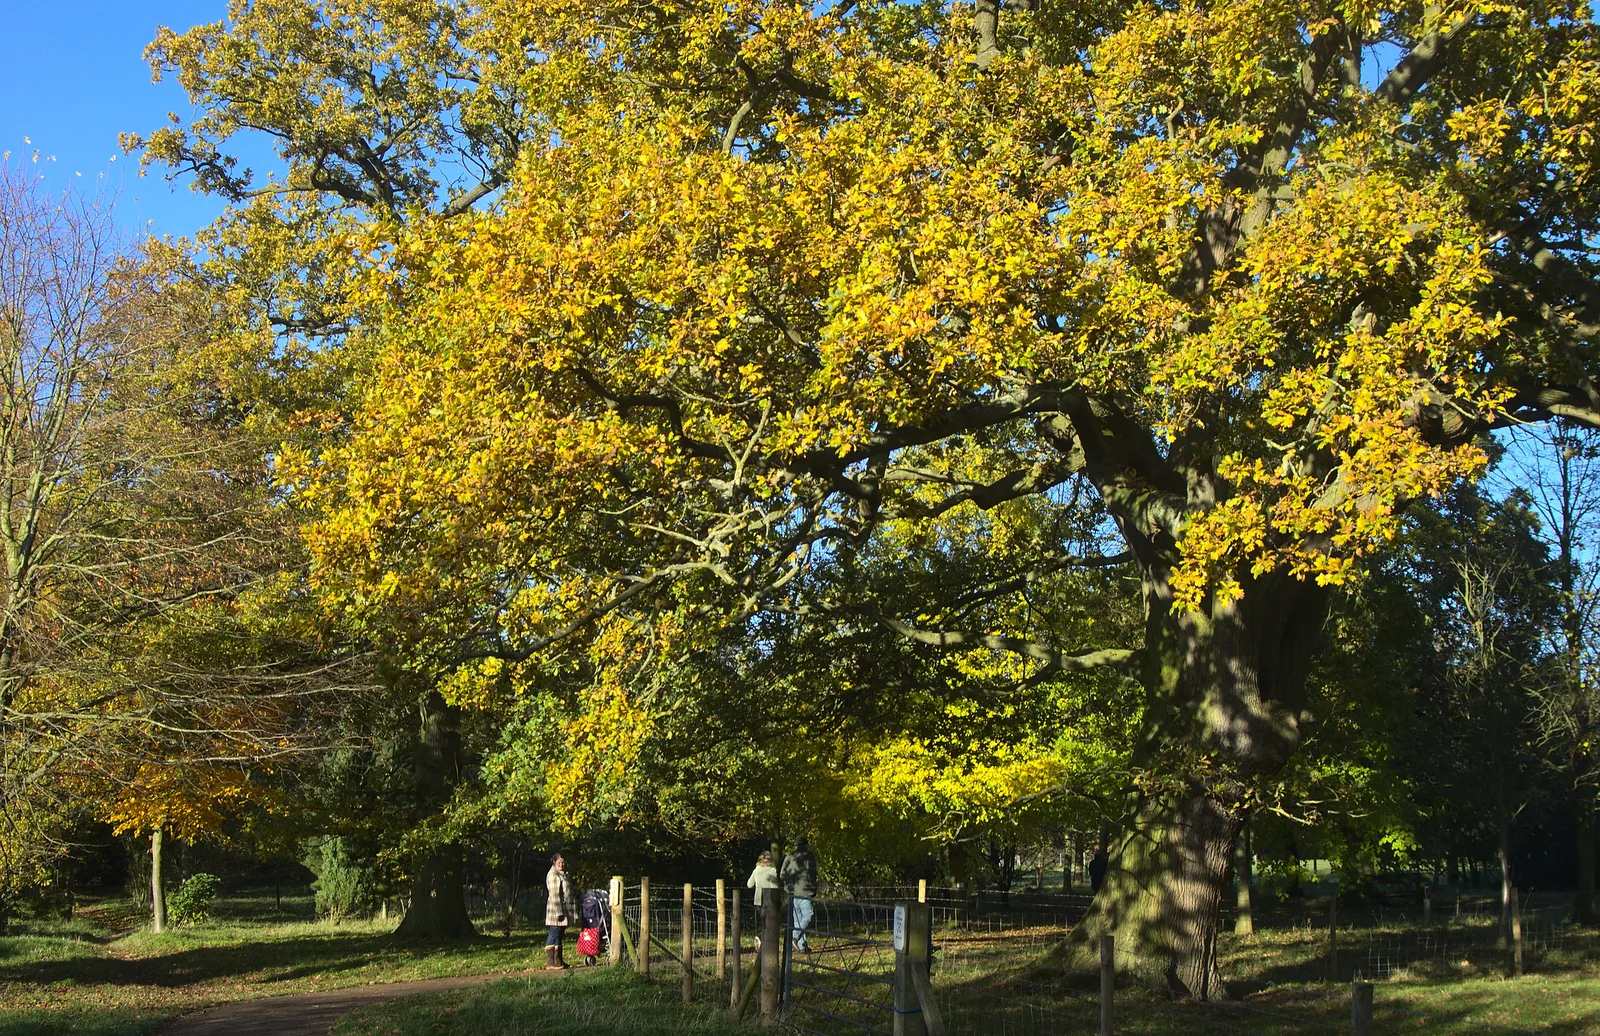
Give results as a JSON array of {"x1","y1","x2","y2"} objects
[
  {"x1": 786, "y1": 898, "x2": 899, "y2": 1036},
  {"x1": 1347, "y1": 913, "x2": 1600, "y2": 979},
  {"x1": 586, "y1": 879, "x2": 1594, "y2": 1035}
]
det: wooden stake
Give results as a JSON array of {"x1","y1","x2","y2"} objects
[
  {"x1": 895, "y1": 902, "x2": 934, "y2": 1036},
  {"x1": 1327, "y1": 894, "x2": 1339, "y2": 982},
  {"x1": 716, "y1": 878, "x2": 727, "y2": 980},
  {"x1": 1351, "y1": 980, "x2": 1373, "y2": 1036},
  {"x1": 1512, "y1": 886, "x2": 1524, "y2": 977},
  {"x1": 639, "y1": 877, "x2": 651, "y2": 978},
  {"x1": 683, "y1": 883, "x2": 694, "y2": 1003},
  {"x1": 729, "y1": 887, "x2": 743, "y2": 1010},
  {"x1": 735, "y1": 955, "x2": 761, "y2": 1019},
  {"x1": 609, "y1": 877, "x2": 624, "y2": 966},
  {"x1": 760, "y1": 890, "x2": 783, "y2": 1026},
  {"x1": 918, "y1": 878, "x2": 927, "y2": 904}
]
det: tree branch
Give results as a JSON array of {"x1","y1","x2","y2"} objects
[
  {"x1": 877, "y1": 615, "x2": 1137, "y2": 674},
  {"x1": 1374, "y1": 14, "x2": 1483, "y2": 106}
]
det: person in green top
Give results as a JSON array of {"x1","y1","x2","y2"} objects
[{"x1": 780, "y1": 837, "x2": 817, "y2": 953}]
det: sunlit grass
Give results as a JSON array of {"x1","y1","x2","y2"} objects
[{"x1": 0, "y1": 891, "x2": 542, "y2": 1036}]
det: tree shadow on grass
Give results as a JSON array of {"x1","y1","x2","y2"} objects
[
  {"x1": 0, "y1": 931, "x2": 545, "y2": 993},
  {"x1": 929, "y1": 925, "x2": 1600, "y2": 1034}
]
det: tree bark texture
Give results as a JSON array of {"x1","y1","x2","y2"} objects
[
  {"x1": 151, "y1": 827, "x2": 167, "y2": 934},
  {"x1": 395, "y1": 689, "x2": 475, "y2": 938},
  {"x1": 1234, "y1": 822, "x2": 1254, "y2": 936},
  {"x1": 1065, "y1": 565, "x2": 1325, "y2": 997},
  {"x1": 395, "y1": 849, "x2": 475, "y2": 938}
]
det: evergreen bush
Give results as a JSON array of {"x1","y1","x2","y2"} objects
[{"x1": 302, "y1": 836, "x2": 382, "y2": 921}]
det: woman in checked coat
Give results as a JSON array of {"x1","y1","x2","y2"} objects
[{"x1": 545, "y1": 852, "x2": 578, "y2": 969}]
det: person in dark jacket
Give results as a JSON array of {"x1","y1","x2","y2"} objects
[
  {"x1": 780, "y1": 837, "x2": 818, "y2": 952},
  {"x1": 1088, "y1": 848, "x2": 1109, "y2": 894}
]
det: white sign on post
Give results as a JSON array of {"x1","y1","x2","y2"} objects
[{"x1": 893, "y1": 904, "x2": 907, "y2": 951}]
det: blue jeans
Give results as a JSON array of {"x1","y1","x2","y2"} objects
[
  {"x1": 789, "y1": 897, "x2": 814, "y2": 951},
  {"x1": 546, "y1": 924, "x2": 565, "y2": 947}
]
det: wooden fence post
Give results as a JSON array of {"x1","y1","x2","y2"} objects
[
  {"x1": 716, "y1": 878, "x2": 727, "y2": 980},
  {"x1": 639, "y1": 877, "x2": 651, "y2": 978},
  {"x1": 1327, "y1": 894, "x2": 1339, "y2": 982},
  {"x1": 1424, "y1": 887, "x2": 1433, "y2": 926},
  {"x1": 1351, "y1": 980, "x2": 1373, "y2": 1036},
  {"x1": 899, "y1": 902, "x2": 944, "y2": 1036},
  {"x1": 683, "y1": 883, "x2": 694, "y2": 1003},
  {"x1": 1099, "y1": 934, "x2": 1114, "y2": 1036},
  {"x1": 729, "y1": 887, "x2": 743, "y2": 1010},
  {"x1": 918, "y1": 879, "x2": 927, "y2": 904},
  {"x1": 894, "y1": 902, "x2": 930, "y2": 1036},
  {"x1": 1512, "y1": 886, "x2": 1524, "y2": 977},
  {"x1": 609, "y1": 876, "x2": 623, "y2": 966},
  {"x1": 760, "y1": 890, "x2": 783, "y2": 1026}
]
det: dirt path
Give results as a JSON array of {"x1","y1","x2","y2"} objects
[{"x1": 157, "y1": 969, "x2": 548, "y2": 1036}]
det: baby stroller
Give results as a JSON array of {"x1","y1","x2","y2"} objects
[{"x1": 577, "y1": 888, "x2": 611, "y2": 965}]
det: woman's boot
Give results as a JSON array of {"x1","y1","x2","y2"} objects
[{"x1": 545, "y1": 945, "x2": 562, "y2": 970}]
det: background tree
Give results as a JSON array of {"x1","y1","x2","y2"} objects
[
  {"x1": 1498, "y1": 425, "x2": 1600, "y2": 923},
  {"x1": 1411, "y1": 485, "x2": 1552, "y2": 935},
  {"x1": 0, "y1": 161, "x2": 368, "y2": 929}
]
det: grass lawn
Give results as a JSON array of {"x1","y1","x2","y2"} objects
[
  {"x1": 332, "y1": 970, "x2": 746, "y2": 1036},
  {"x1": 0, "y1": 891, "x2": 545, "y2": 1036},
  {"x1": 11, "y1": 890, "x2": 1600, "y2": 1035},
  {"x1": 322, "y1": 918, "x2": 1600, "y2": 1036}
]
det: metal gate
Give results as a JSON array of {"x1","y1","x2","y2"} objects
[{"x1": 783, "y1": 898, "x2": 900, "y2": 1036}]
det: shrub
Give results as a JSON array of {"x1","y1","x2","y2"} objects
[
  {"x1": 167, "y1": 873, "x2": 223, "y2": 926},
  {"x1": 302, "y1": 836, "x2": 383, "y2": 922}
]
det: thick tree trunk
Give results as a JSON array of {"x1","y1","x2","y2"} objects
[
  {"x1": 1234, "y1": 822, "x2": 1254, "y2": 936},
  {"x1": 151, "y1": 827, "x2": 167, "y2": 934},
  {"x1": 1075, "y1": 788, "x2": 1241, "y2": 997},
  {"x1": 1064, "y1": 565, "x2": 1324, "y2": 997},
  {"x1": 1576, "y1": 794, "x2": 1597, "y2": 925},
  {"x1": 396, "y1": 849, "x2": 475, "y2": 937},
  {"x1": 395, "y1": 688, "x2": 475, "y2": 938},
  {"x1": 1499, "y1": 820, "x2": 1513, "y2": 945}
]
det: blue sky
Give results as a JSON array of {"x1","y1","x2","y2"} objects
[{"x1": 0, "y1": 0, "x2": 254, "y2": 238}]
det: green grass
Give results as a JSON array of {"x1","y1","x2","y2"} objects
[
  {"x1": 0, "y1": 892, "x2": 544, "y2": 1036},
  {"x1": 332, "y1": 970, "x2": 746, "y2": 1036},
  {"x1": 12, "y1": 892, "x2": 1600, "y2": 1035}
]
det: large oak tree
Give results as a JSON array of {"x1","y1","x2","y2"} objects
[{"x1": 141, "y1": 0, "x2": 1600, "y2": 992}]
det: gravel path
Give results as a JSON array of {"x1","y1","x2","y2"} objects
[{"x1": 157, "y1": 969, "x2": 547, "y2": 1036}]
